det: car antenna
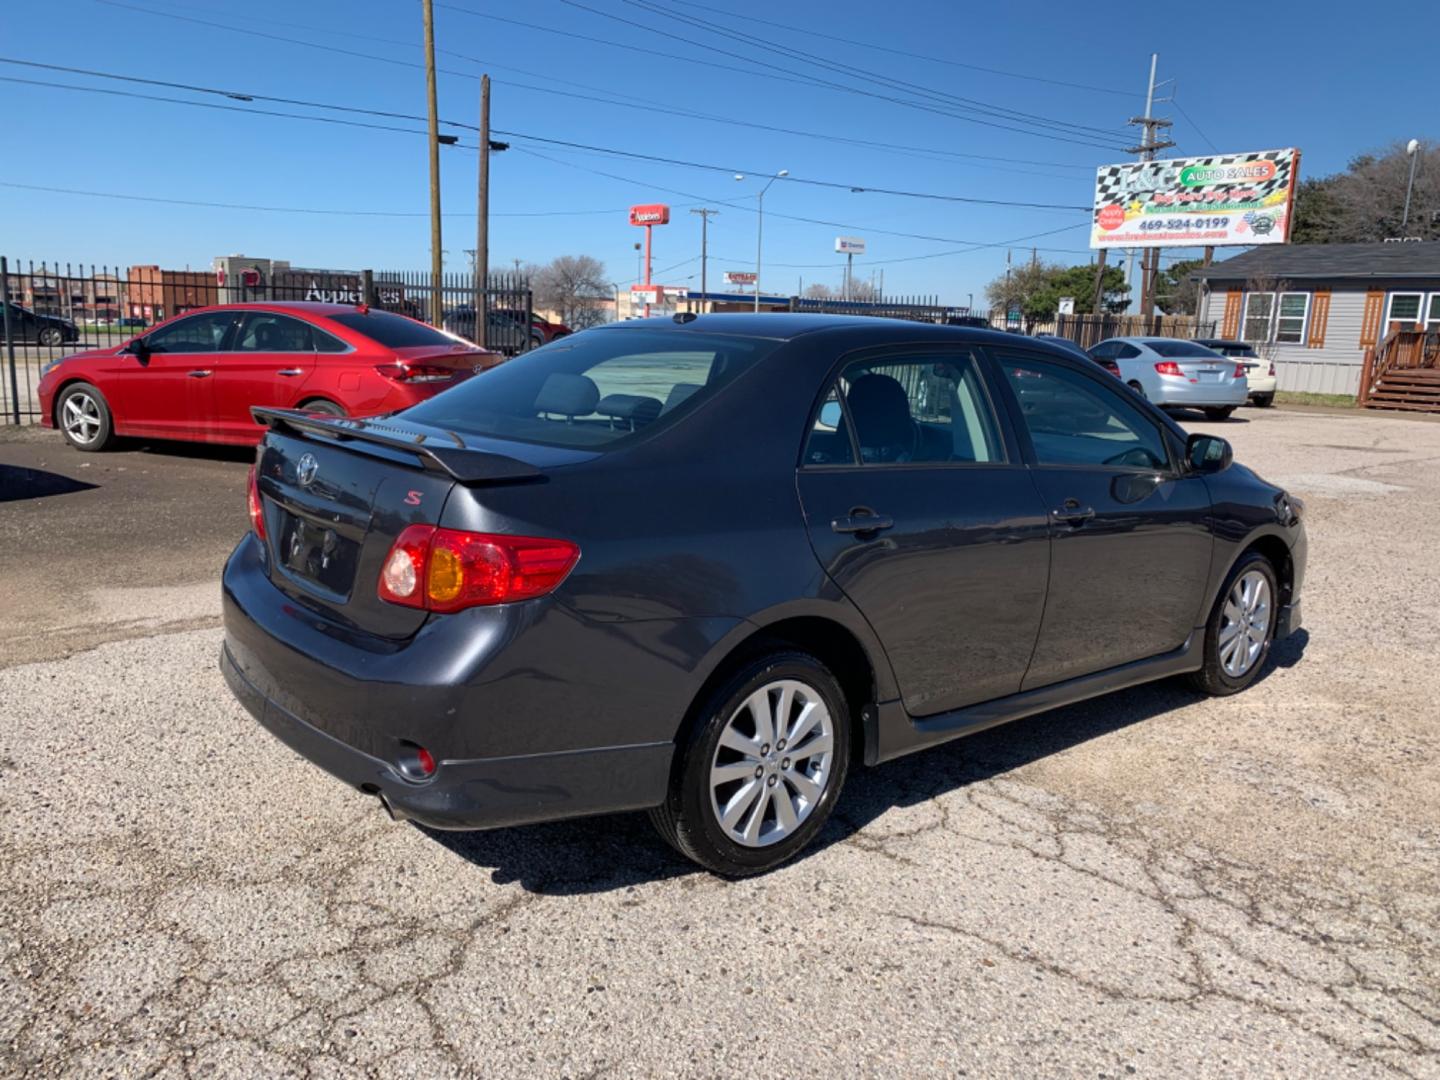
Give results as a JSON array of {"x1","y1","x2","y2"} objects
[{"x1": 673, "y1": 311, "x2": 697, "y2": 324}]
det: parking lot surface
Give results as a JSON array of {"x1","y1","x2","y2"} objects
[{"x1": 1, "y1": 408, "x2": 1438, "y2": 1078}]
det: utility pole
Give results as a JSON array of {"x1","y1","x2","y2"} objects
[
  {"x1": 421, "y1": 0, "x2": 444, "y2": 328},
  {"x1": 1090, "y1": 248, "x2": 1109, "y2": 316},
  {"x1": 690, "y1": 208, "x2": 718, "y2": 302},
  {"x1": 1127, "y1": 53, "x2": 1175, "y2": 320},
  {"x1": 474, "y1": 74, "x2": 490, "y2": 348}
]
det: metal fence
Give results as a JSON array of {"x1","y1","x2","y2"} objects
[
  {"x1": 788, "y1": 294, "x2": 976, "y2": 323},
  {"x1": 1, "y1": 258, "x2": 533, "y2": 425}
]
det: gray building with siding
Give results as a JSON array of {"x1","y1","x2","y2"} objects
[{"x1": 1194, "y1": 243, "x2": 1440, "y2": 396}]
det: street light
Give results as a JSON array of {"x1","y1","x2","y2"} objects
[
  {"x1": 1402, "y1": 138, "x2": 1421, "y2": 232},
  {"x1": 736, "y1": 169, "x2": 787, "y2": 312}
]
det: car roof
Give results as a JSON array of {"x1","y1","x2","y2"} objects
[
  {"x1": 165, "y1": 301, "x2": 389, "y2": 319},
  {"x1": 593, "y1": 312, "x2": 1035, "y2": 345}
]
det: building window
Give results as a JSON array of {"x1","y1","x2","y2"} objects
[
  {"x1": 1242, "y1": 293, "x2": 1273, "y2": 342},
  {"x1": 1275, "y1": 293, "x2": 1309, "y2": 343},
  {"x1": 1244, "y1": 291, "x2": 1309, "y2": 344},
  {"x1": 1386, "y1": 293, "x2": 1423, "y2": 329},
  {"x1": 1427, "y1": 295, "x2": 1440, "y2": 330}
]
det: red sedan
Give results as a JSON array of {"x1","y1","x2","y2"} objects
[{"x1": 38, "y1": 302, "x2": 502, "y2": 451}]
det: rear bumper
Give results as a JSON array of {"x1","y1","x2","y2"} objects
[
  {"x1": 1246, "y1": 375, "x2": 1279, "y2": 397},
  {"x1": 221, "y1": 643, "x2": 670, "y2": 830},
  {"x1": 1151, "y1": 379, "x2": 1250, "y2": 407},
  {"x1": 220, "y1": 534, "x2": 674, "y2": 830}
]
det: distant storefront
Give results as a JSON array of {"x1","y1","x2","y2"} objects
[{"x1": 1194, "y1": 242, "x2": 1440, "y2": 396}]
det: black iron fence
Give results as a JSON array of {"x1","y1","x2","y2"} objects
[{"x1": 1, "y1": 258, "x2": 532, "y2": 424}]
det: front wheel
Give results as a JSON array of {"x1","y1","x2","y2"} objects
[
  {"x1": 650, "y1": 651, "x2": 851, "y2": 876},
  {"x1": 1127, "y1": 380, "x2": 1147, "y2": 400},
  {"x1": 38, "y1": 326, "x2": 63, "y2": 347},
  {"x1": 1188, "y1": 551, "x2": 1278, "y2": 696},
  {"x1": 57, "y1": 382, "x2": 117, "y2": 451},
  {"x1": 1203, "y1": 406, "x2": 1236, "y2": 421}
]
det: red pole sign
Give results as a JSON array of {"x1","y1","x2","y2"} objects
[{"x1": 629, "y1": 205, "x2": 670, "y2": 316}]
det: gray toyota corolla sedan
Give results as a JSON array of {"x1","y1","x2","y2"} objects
[{"x1": 222, "y1": 314, "x2": 1306, "y2": 876}]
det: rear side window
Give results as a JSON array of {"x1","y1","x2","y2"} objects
[
  {"x1": 806, "y1": 351, "x2": 1002, "y2": 466},
  {"x1": 235, "y1": 312, "x2": 314, "y2": 352},
  {"x1": 401, "y1": 329, "x2": 778, "y2": 448},
  {"x1": 329, "y1": 310, "x2": 463, "y2": 349}
]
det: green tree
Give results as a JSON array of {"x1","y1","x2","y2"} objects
[
  {"x1": 1154, "y1": 258, "x2": 1205, "y2": 315},
  {"x1": 984, "y1": 260, "x2": 1128, "y2": 322}
]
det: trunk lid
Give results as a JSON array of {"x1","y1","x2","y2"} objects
[
  {"x1": 251, "y1": 409, "x2": 589, "y2": 639},
  {"x1": 389, "y1": 343, "x2": 502, "y2": 373},
  {"x1": 1178, "y1": 357, "x2": 1235, "y2": 384}
]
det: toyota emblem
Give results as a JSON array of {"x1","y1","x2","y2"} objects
[{"x1": 296, "y1": 453, "x2": 319, "y2": 488}]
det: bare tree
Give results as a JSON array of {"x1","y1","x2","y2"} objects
[
  {"x1": 1293, "y1": 140, "x2": 1440, "y2": 243},
  {"x1": 533, "y1": 255, "x2": 609, "y2": 330}
]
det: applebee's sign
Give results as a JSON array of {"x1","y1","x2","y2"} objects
[{"x1": 629, "y1": 204, "x2": 670, "y2": 226}]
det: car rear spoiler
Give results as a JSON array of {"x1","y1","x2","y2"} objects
[{"x1": 251, "y1": 407, "x2": 542, "y2": 484}]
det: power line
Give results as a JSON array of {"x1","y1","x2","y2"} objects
[
  {"x1": 1172, "y1": 99, "x2": 1220, "y2": 154},
  {"x1": 619, "y1": 0, "x2": 1128, "y2": 140},
  {"x1": 650, "y1": 0, "x2": 1135, "y2": 99},
  {"x1": 0, "y1": 180, "x2": 678, "y2": 219},
  {"x1": 555, "y1": 0, "x2": 1134, "y2": 151},
  {"x1": 1, "y1": 60, "x2": 1094, "y2": 212}
]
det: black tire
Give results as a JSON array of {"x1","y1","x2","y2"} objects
[
  {"x1": 38, "y1": 326, "x2": 63, "y2": 347},
  {"x1": 1127, "y1": 380, "x2": 1147, "y2": 400},
  {"x1": 299, "y1": 399, "x2": 345, "y2": 417},
  {"x1": 1187, "y1": 550, "x2": 1279, "y2": 697},
  {"x1": 56, "y1": 382, "x2": 117, "y2": 452},
  {"x1": 1203, "y1": 406, "x2": 1236, "y2": 421},
  {"x1": 650, "y1": 650, "x2": 851, "y2": 876},
  {"x1": 1252, "y1": 394, "x2": 1274, "y2": 408}
]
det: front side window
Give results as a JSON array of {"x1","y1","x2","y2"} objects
[
  {"x1": 1001, "y1": 355, "x2": 1169, "y2": 471},
  {"x1": 812, "y1": 352, "x2": 1002, "y2": 466},
  {"x1": 402, "y1": 329, "x2": 777, "y2": 449},
  {"x1": 144, "y1": 311, "x2": 238, "y2": 353},
  {"x1": 235, "y1": 312, "x2": 314, "y2": 352}
]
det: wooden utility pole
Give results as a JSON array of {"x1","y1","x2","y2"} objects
[
  {"x1": 1090, "y1": 248, "x2": 1109, "y2": 314},
  {"x1": 689, "y1": 207, "x2": 719, "y2": 302},
  {"x1": 421, "y1": 0, "x2": 444, "y2": 327},
  {"x1": 474, "y1": 74, "x2": 491, "y2": 348},
  {"x1": 1127, "y1": 53, "x2": 1174, "y2": 320}
]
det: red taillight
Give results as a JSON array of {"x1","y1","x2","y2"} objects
[
  {"x1": 247, "y1": 465, "x2": 266, "y2": 540},
  {"x1": 1234, "y1": 363, "x2": 1248, "y2": 378},
  {"x1": 377, "y1": 525, "x2": 580, "y2": 612},
  {"x1": 376, "y1": 362, "x2": 454, "y2": 384},
  {"x1": 1154, "y1": 361, "x2": 1185, "y2": 377},
  {"x1": 415, "y1": 746, "x2": 436, "y2": 776}
]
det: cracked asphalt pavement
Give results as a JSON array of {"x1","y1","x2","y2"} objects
[{"x1": 1, "y1": 408, "x2": 1438, "y2": 1078}]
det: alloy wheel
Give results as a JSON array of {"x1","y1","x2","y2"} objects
[
  {"x1": 62, "y1": 392, "x2": 102, "y2": 445},
  {"x1": 708, "y1": 679, "x2": 835, "y2": 848},
  {"x1": 1219, "y1": 569, "x2": 1271, "y2": 678}
]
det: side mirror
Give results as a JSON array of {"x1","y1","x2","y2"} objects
[
  {"x1": 128, "y1": 336, "x2": 151, "y2": 362},
  {"x1": 1187, "y1": 432, "x2": 1233, "y2": 473}
]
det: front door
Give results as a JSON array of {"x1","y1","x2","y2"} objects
[
  {"x1": 103, "y1": 310, "x2": 240, "y2": 438},
  {"x1": 990, "y1": 349, "x2": 1214, "y2": 689},
  {"x1": 795, "y1": 347, "x2": 1051, "y2": 717},
  {"x1": 216, "y1": 311, "x2": 320, "y2": 438}
]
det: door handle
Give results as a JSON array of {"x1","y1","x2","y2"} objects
[
  {"x1": 1051, "y1": 503, "x2": 1096, "y2": 526},
  {"x1": 187, "y1": 369, "x2": 213, "y2": 378},
  {"x1": 832, "y1": 513, "x2": 894, "y2": 535},
  {"x1": 276, "y1": 368, "x2": 303, "y2": 376}
]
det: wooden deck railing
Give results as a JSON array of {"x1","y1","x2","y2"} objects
[{"x1": 1359, "y1": 329, "x2": 1440, "y2": 406}]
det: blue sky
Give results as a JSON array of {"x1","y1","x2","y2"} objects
[{"x1": 3, "y1": 0, "x2": 1437, "y2": 305}]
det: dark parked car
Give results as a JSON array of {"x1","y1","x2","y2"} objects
[
  {"x1": 2, "y1": 302, "x2": 79, "y2": 346},
  {"x1": 442, "y1": 307, "x2": 536, "y2": 355},
  {"x1": 222, "y1": 315, "x2": 1306, "y2": 876},
  {"x1": 1034, "y1": 333, "x2": 1120, "y2": 376}
]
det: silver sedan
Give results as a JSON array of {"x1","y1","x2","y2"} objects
[{"x1": 1088, "y1": 337, "x2": 1249, "y2": 420}]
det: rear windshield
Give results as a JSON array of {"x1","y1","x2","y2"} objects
[
  {"x1": 1147, "y1": 339, "x2": 1225, "y2": 359},
  {"x1": 329, "y1": 310, "x2": 462, "y2": 348},
  {"x1": 402, "y1": 328, "x2": 778, "y2": 448},
  {"x1": 1201, "y1": 341, "x2": 1257, "y2": 358}
]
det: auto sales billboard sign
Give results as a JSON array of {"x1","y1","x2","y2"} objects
[{"x1": 1091, "y1": 148, "x2": 1300, "y2": 249}]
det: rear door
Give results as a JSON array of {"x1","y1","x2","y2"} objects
[
  {"x1": 795, "y1": 346, "x2": 1051, "y2": 717},
  {"x1": 107, "y1": 310, "x2": 239, "y2": 437},
  {"x1": 215, "y1": 312, "x2": 320, "y2": 437},
  {"x1": 989, "y1": 349, "x2": 1213, "y2": 688}
]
